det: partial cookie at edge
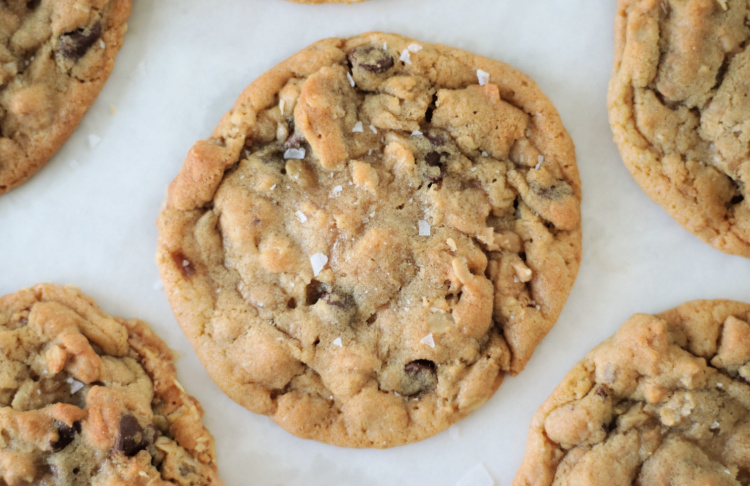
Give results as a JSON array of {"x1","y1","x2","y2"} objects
[
  {"x1": 608, "y1": 0, "x2": 750, "y2": 257},
  {"x1": 0, "y1": 284, "x2": 223, "y2": 485},
  {"x1": 513, "y1": 299, "x2": 750, "y2": 485},
  {"x1": 0, "y1": 0, "x2": 131, "y2": 195}
]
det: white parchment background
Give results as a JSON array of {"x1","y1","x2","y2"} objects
[{"x1": 2, "y1": 1, "x2": 750, "y2": 484}]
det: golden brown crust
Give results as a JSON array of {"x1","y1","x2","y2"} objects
[
  {"x1": 157, "y1": 32, "x2": 581, "y2": 448},
  {"x1": 0, "y1": 0, "x2": 131, "y2": 195},
  {"x1": 513, "y1": 299, "x2": 750, "y2": 486},
  {"x1": 0, "y1": 284, "x2": 223, "y2": 485},
  {"x1": 608, "y1": 0, "x2": 750, "y2": 257}
]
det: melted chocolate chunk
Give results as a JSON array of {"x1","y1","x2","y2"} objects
[
  {"x1": 171, "y1": 251, "x2": 196, "y2": 278},
  {"x1": 50, "y1": 420, "x2": 81, "y2": 452},
  {"x1": 58, "y1": 21, "x2": 102, "y2": 60},
  {"x1": 320, "y1": 290, "x2": 353, "y2": 309},
  {"x1": 402, "y1": 359, "x2": 437, "y2": 396},
  {"x1": 531, "y1": 180, "x2": 573, "y2": 201},
  {"x1": 348, "y1": 46, "x2": 395, "y2": 74},
  {"x1": 114, "y1": 414, "x2": 146, "y2": 457}
]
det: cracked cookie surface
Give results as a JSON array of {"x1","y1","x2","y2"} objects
[
  {"x1": 609, "y1": 0, "x2": 750, "y2": 257},
  {"x1": 0, "y1": 0, "x2": 131, "y2": 195},
  {"x1": 0, "y1": 284, "x2": 223, "y2": 485},
  {"x1": 514, "y1": 299, "x2": 750, "y2": 486},
  {"x1": 157, "y1": 32, "x2": 581, "y2": 448}
]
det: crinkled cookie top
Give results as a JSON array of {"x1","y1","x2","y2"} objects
[
  {"x1": 0, "y1": 0, "x2": 131, "y2": 194},
  {"x1": 514, "y1": 299, "x2": 750, "y2": 486},
  {"x1": 609, "y1": 0, "x2": 750, "y2": 257},
  {"x1": 0, "y1": 284, "x2": 222, "y2": 485},
  {"x1": 157, "y1": 32, "x2": 581, "y2": 448}
]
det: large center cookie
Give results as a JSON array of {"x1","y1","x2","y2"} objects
[
  {"x1": 0, "y1": 284, "x2": 222, "y2": 485},
  {"x1": 157, "y1": 33, "x2": 582, "y2": 448},
  {"x1": 0, "y1": 0, "x2": 131, "y2": 194},
  {"x1": 514, "y1": 300, "x2": 750, "y2": 485},
  {"x1": 609, "y1": 0, "x2": 750, "y2": 257}
]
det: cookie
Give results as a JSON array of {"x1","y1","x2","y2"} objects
[
  {"x1": 0, "y1": 284, "x2": 223, "y2": 485},
  {"x1": 514, "y1": 299, "x2": 750, "y2": 485},
  {"x1": 608, "y1": 0, "x2": 750, "y2": 257},
  {"x1": 157, "y1": 32, "x2": 581, "y2": 448},
  {"x1": 0, "y1": 0, "x2": 131, "y2": 195}
]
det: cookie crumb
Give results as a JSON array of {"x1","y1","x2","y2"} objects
[
  {"x1": 420, "y1": 333, "x2": 435, "y2": 348},
  {"x1": 476, "y1": 69, "x2": 490, "y2": 86},
  {"x1": 418, "y1": 220, "x2": 431, "y2": 236},
  {"x1": 310, "y1": 253, "x2": 328, "y2": 277},
  {"x1": 352, "y1": 121, "x2": 364, "y2": 133},
  {"x1": 284, "y1": 148, "x2": 305, "y2": 160}
]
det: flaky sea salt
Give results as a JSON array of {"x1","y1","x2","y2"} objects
[
  {"x1": 420, "y1": 333, "x2": 435, "y2": 348},
  {"x1": 481, "y1": 151, "x2": 489, "y2": 157},
  {"x1": 476, "y1": 69, "x2": 490, "y2": 86},
  {"x1": 89, "y1": 134, "x2": 101, "y2": 148},
  {"x1": 369, "y1": 124, "x2": 378, "y2": 134},
  {"x1": 352, "y1": 121, "x2": 364, "y2": 133},
  {"x1": 310, "y1": 253, "x2": 328, "y2": 277},
  {"x1": 456, "y1": 464, "x2": 494, "y2": 486},
  {"x1": 333, "y1": 337, "x2": 343, "y2": 347},
  {"x1": 711, "y1": 421, "x2": 720, "y2": 430},
  {"x1": 284, "y1": 148, "x2": 305, "y2": 159},
  {"x1": 400, "y1": 49, "x2": 411, "y2": 64},
  {"x1": 535, "y1": 155, "x2": 544, "y2": 170},
  {"x1": 418, "y1": 220, "x2": 431, "y2": 236},
  {"x1": 408, "y1": 44, "x2": 422, "y2": 53},
  {"x1": 67, "y1": 377, "x2": 84, "y2": 394},
  {"x1": 331, "y1": 185, "x2": 343, "y2": 195},
  {"x1": 296, "y1": 210, "x2": 308, "y2": 223},
  {"x1": 270, "y1": 184, "x2": 277, "y2": 191},
  {"x1": 346, "y1": 71, "x2": 355, "y2": 87},
  {"x1": 412, "y1": 130, "x2": 423, "y2": 136}
]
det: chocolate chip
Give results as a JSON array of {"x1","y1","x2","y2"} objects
[
  {"x1": 730, "y1": 194, "x2": 744, "y2": 205},
  {"x1": 425, "y1": 132, "x2": 445, "y2": 146},
  {"x1": 402, "y1": 359, "x2": 437, "y2": 396},
  {"x1": 424, "y1": 151, "x2": 443, "y2": 167},
  {"x1": 595, "y1": 386, "x2": 607, "y2": 398},
  {"x1": 531, "y1": 180, "x2": 573, "y2": 201},
  {"x1": 115, "y1": 414, "x2": 146, "y2": 457},
  {"x1": 50, "y1": 420, "x2": 81, "y2": 452},
  {"x1": 348, "y1": 46, "x2": 394, "y2": 74},
  {"x1": 58, "y1": 21, "x2": 102, "y2": 60},
  {"x1": 320, "y1": 290, "x2": 352, "y2": 309},
  {"x1": 170, "y1": 251, "x2": 196, "y2": 278}
]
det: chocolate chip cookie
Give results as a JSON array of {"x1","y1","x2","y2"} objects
[
  {"x1": 0, "y1": 284, "x2": 222, "y2": 485},
  {"x1": 514, "y1": 299, "x2": 750, "y2": 485},
  {"x1": 157, "y1": 32, "x2": 582, "y2": 448},
  {"x1": 0, "y1": 0, "x2": 131, "y2": 195},
  {"x1": 608, "y1": 0, "x2": 750, "y2": 257}
]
